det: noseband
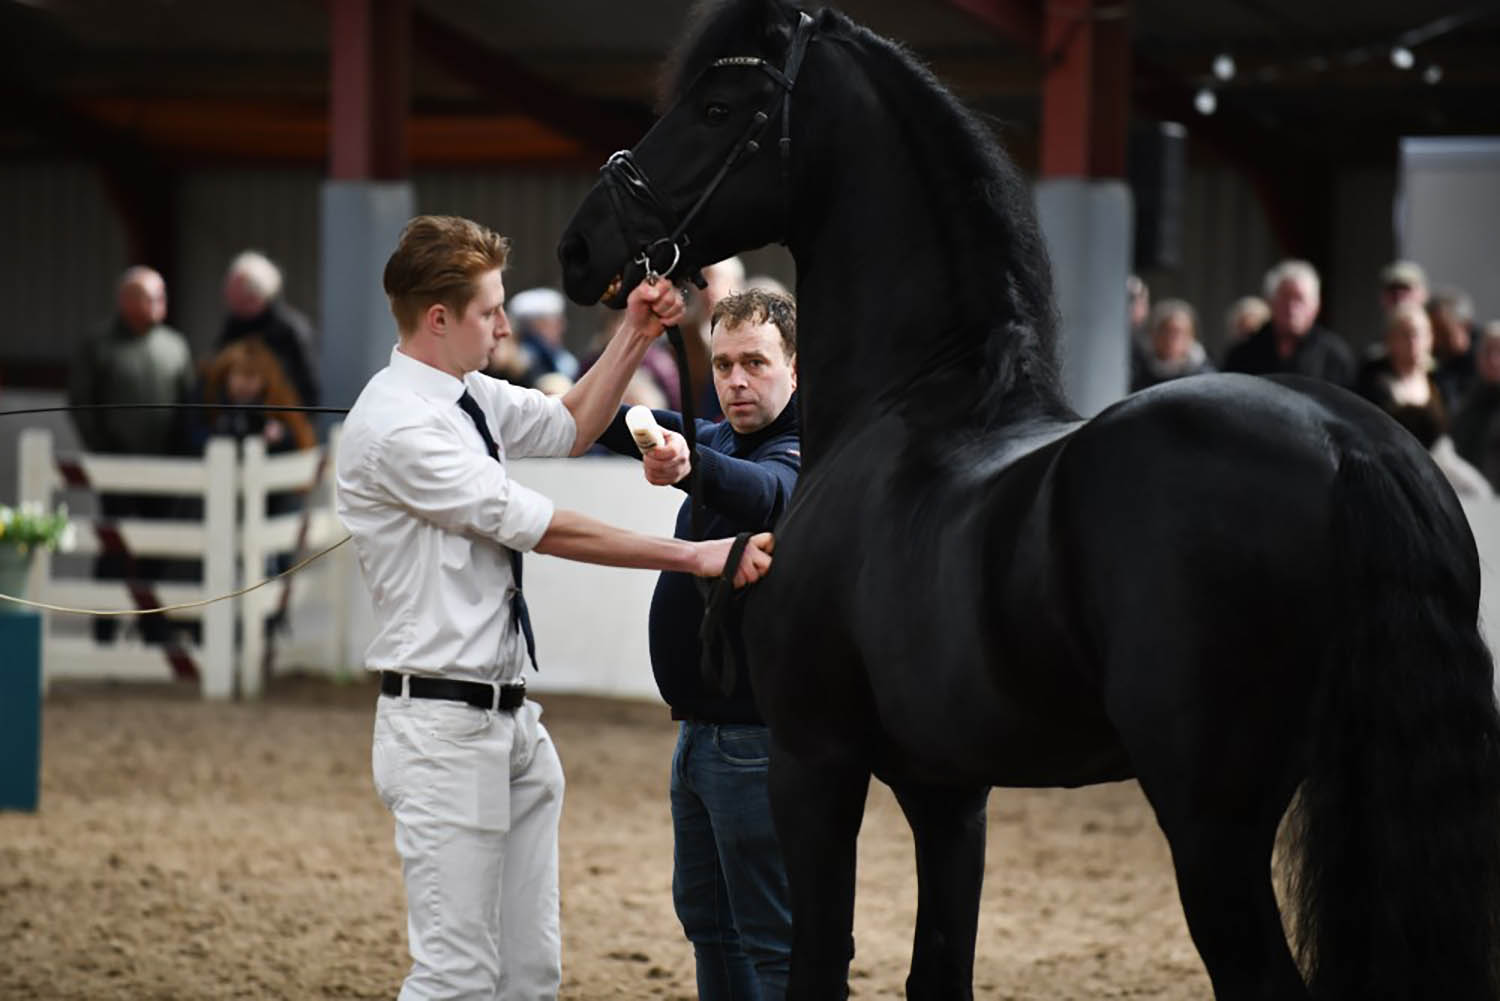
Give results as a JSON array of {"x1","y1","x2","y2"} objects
[{"x1": 600, "y1": 11, "x2": 816, "y2": 284}]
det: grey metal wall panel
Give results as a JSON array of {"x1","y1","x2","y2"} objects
[
  {"x1": 174, "y1": 169, "x2": 323, "y2": 361},
  {"x1": 414, "y1": 169, "x2": 619, "y2": 354},
  {"x1": 0, "y1": 162, "x2": 128, "y2": 363},
  {"x1": 1140, "y1": 163, "x2": 1279, "y2": 364}
]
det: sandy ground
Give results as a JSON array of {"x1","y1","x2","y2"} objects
[{"x1": 0, "y1": 677, "x2": 1213, "y2": 1000}]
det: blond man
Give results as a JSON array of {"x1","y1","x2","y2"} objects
[{"x1": 336, "y1": 215, "x2": 771, "y2": 1000}]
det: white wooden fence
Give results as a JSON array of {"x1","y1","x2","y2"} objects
[{"x1": 17, "y1": 428, "x2": 350, "y2": 699}]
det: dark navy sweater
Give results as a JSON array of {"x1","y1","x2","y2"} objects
[{"x1": 598, "y1": 396, "x2": 800, "y2": 723}]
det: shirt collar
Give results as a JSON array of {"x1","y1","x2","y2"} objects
[{"x1": 389, "y1": 345, "x2": 467, "y2": 404}]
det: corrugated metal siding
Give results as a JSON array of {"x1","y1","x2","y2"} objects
[
  {"x1": 0, "y1": 162, "x2": 128, "y2": 361},
  {"x1": 414, "y1": 169, "x2": 618, "y2": 352},
  {"x1": 1140, "y1": 163, "x2": 1281, "y2": 363},
  {"x1": 174, "y1": 168, "x2": 323, "y2": 360}
]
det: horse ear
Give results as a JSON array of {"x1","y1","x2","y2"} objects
[{"x1": 760, "y1": 0, "x2": 804, "y2": 45}]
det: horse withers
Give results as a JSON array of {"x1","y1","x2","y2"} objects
[{"x1": 559, "y1": 2, "x2": 1500, "y2": 998}]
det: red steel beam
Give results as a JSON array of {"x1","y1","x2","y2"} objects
[
  {"x1": 329, "y1": 0, "x2": 409, "y2": 180},
  {"x1": 946, "y1": 0, "x2": 1042, "y2": 51},
  {"x1": 1039, "y1": 0, "x2": 1130, "y2": 179}
]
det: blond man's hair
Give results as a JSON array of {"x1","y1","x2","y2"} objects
[{"x1": 383, "y1": 215, "x2": 510, "y2": 335}]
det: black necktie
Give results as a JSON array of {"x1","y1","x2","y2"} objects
[{"x1": 457, "y1": 389, "x2": 538, "y2": 672}]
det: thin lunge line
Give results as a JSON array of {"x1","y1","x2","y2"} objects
[{"x1": 0, "y1": 535, "x2": 351, "y2": 616}]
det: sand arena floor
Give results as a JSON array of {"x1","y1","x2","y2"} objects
[{"x1": 0, "y1": 676, "x2": 1214, "y2": 1000}]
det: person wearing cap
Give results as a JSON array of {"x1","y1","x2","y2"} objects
[
  {"x1": 508, "y1": 286, "x2": 579, "y2": 383},
  {"x1": 1429, "y1": 287, "x2": 1480, "y2": 410},
  {"x1": 336, "y1": 215, "x2": 773, "y2": 1001},
  {"x1": 1378, "y1": 259, "x2": 1430, "y2": 317},
  {"x1": 1222, "y1": 259, "x2": 1355, "y2": 388}
]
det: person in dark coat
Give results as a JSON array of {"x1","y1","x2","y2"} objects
[
  {"x1": 597, "y1": 287, "x2": 800, "y2": 1001},
  {"x1": 1223, "y1": 259, "x2": 1355, "y2": 387},
  {"x1": 220, "y1": 250, "x2": 321, "y2": 407}
]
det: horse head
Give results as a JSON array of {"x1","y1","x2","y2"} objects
[{"x1": 559, "y1": 0, "x2": 816, "y2": 308}]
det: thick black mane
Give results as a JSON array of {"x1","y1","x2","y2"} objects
[{"x1": 663, "y1": 0, "x2": 1072, "y2": 424}]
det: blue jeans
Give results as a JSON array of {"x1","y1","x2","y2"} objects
[{"x1": 671, "y1": 721, "x2": 792, "y2": 1001}]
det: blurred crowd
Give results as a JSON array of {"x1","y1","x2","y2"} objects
[{"x1": 1129, "y1": 258, "x2": 1500, "y2": 499}]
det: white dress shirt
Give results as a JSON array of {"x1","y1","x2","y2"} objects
[{"x1": 336, "y1": 346, "x2": 577, "y2": 682}]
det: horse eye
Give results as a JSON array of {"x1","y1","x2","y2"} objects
[{"x1": 704, "y1": 102, "x2": 731, "y2": 126}]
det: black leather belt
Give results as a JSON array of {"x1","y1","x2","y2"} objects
[{"x1": 380, "y1": 671, "x2": 526, "y2": 711}]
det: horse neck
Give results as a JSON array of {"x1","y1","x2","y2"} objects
[{"x1": 788, "y1": 127, "x2": 1065, "y2": 462}]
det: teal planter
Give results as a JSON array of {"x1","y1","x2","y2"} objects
[{"x1": 0, "y1": 611, "x2": 41, "y2": 811}]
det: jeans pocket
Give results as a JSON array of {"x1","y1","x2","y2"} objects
[
  {"x1": 423, "y1": 701, "x2": 493, "y2": 745},
  {"x1": 714, "y1": 725, "x2": 771, "y2": 767}
]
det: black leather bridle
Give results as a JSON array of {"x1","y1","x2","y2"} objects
[
  {"x1": 594, "y1": 13, "x2": 816, "y2": 699},
  {"x1": 599, "y1": 11, "x2": 816, "y2": 287}
]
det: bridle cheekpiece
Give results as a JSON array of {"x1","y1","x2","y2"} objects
[{"x1": 600, "y1": 11, "x2": 817, "y2": 287}]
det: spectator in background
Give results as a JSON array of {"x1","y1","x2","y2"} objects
[
  {"x1": 1388, "y1": 404, "x2": 1492, "y2": 501},
  {"x1": 1377, "y1": 259, "x2": 1429, "y2": 316},
  {"x1": 1223, "y1": 295, "x2": 1270, "y2": 348},
  {"x1": 68, "y1": 266, "x2": 195, "y2": 644},
  {"x1": 1429, "y1": 287, "x2": 1479, "y2": 410},
  {"x1": 1452, "y1": 321, "x2": 1500, "y2": 491},
  {"x1": 1356, "y1": 302, "x2": 1445, "y2": 429},
  {"x1": 1126, "y1": 274, "x2": 1152, "y2": 390},
  {"x1": 682, "y1": 256, "x2": 746, "y2": 421},
  {"x1": 1131, "y1": 299, "x2": 1214, "y2": 391},
  {"x1": 195, "y1": 338, "x2": 316, "y2": 454},
  {"x1": 1223, "y1": 259, "x2": 1354, "y2": 387},
  {"x1": 508, "y1": 287, "x2": 579, "y2": 382},
  {"x1": 221, "y1": 250, "x2": 321, "y2": 407}
]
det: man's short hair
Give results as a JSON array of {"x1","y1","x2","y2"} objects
[
  {"x1": 1148, "y1": 298, "x2": 1197, "y2": 335},
  {"x1": 710, "y1": 288, "x2": 796, "y2": 359},
  {"x1": 226, "y1": 251, "x2": 283, "y2": 301},
  {"x1": 1380, "y1": 259, "x2": 1428, "y2": 292},
  {"x1": 383, "y1": 215, "x2": 510, "y2": 334},
  {"x1": 1431, "y1": 286, "x2": 1475, "y2": 323},
  {"x1": 1263, "y1": 259, "x2": 1320, "y2": 301}
]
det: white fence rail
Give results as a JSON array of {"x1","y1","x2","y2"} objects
[{"x1": 18, "y1": 429, "x2": 350, "y2": 699}]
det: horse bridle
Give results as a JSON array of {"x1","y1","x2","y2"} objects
[{"x1": 599, "y1": 11, "x2": 816, "y2": 285}]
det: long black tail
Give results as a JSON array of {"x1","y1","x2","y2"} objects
[{"x1": 1289, "y1": 445, "x2": 1500, "y2": 999}]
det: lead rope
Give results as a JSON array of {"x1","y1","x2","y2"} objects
[{"x1": 659, "y1": 297, "x2": 745, "y2": 698}]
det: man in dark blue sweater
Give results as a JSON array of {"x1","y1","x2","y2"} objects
[{"x1": 598, "y1": 287, "x2": 799, "y2": 1001}]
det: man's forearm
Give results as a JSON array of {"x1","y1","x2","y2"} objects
[
  {"x1": 561, "y1": 324, "x2": 655, "y2": 454},
  {"x1": 533, "y1": 507, "x2": 698, "y2": 573}
]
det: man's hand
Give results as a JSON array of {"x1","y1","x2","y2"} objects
[
  {"x1": 694, "y1": 532, "x2": 774, "y2": 588},
  {"x1": 643, "y1": 428, "x2": 692, "y2": 485},
  {"x1": 623, "y1": 280, "x2": 686, "y2": 340}
]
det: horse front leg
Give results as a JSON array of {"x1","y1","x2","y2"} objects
[
  {"x1": 892, "y1": 782, "x2": 990, "y2": 1001},
  {"x1": 768, "y1": 740, "x2": 871, "y2": 1001}
]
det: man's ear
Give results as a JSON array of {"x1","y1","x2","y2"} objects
[{"x1": 425, "y1": 302, "x2": 448, "y2": 337}]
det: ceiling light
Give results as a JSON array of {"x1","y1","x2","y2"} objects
[
  {"x1": 1194, "y1": 88, "x2": 1217, "y2": 115},
  {"x1": 1390, "y1": 46, "x2": 1415, "y2": 70},
  {"x1": 1423, "y1": 64, "x2": 1443, "y2": 84},
  {"x1": 1212, "y1": 54, "x2": 1236, "y2": 81}
]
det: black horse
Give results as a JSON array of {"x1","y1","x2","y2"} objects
[{"x1": 558, "y1": 2, "x2": 1500, "y2": 997}]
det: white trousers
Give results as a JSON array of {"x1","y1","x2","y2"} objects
[{"x1": 372, "y1": 693, "x2": 565, "y2": 1001}]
